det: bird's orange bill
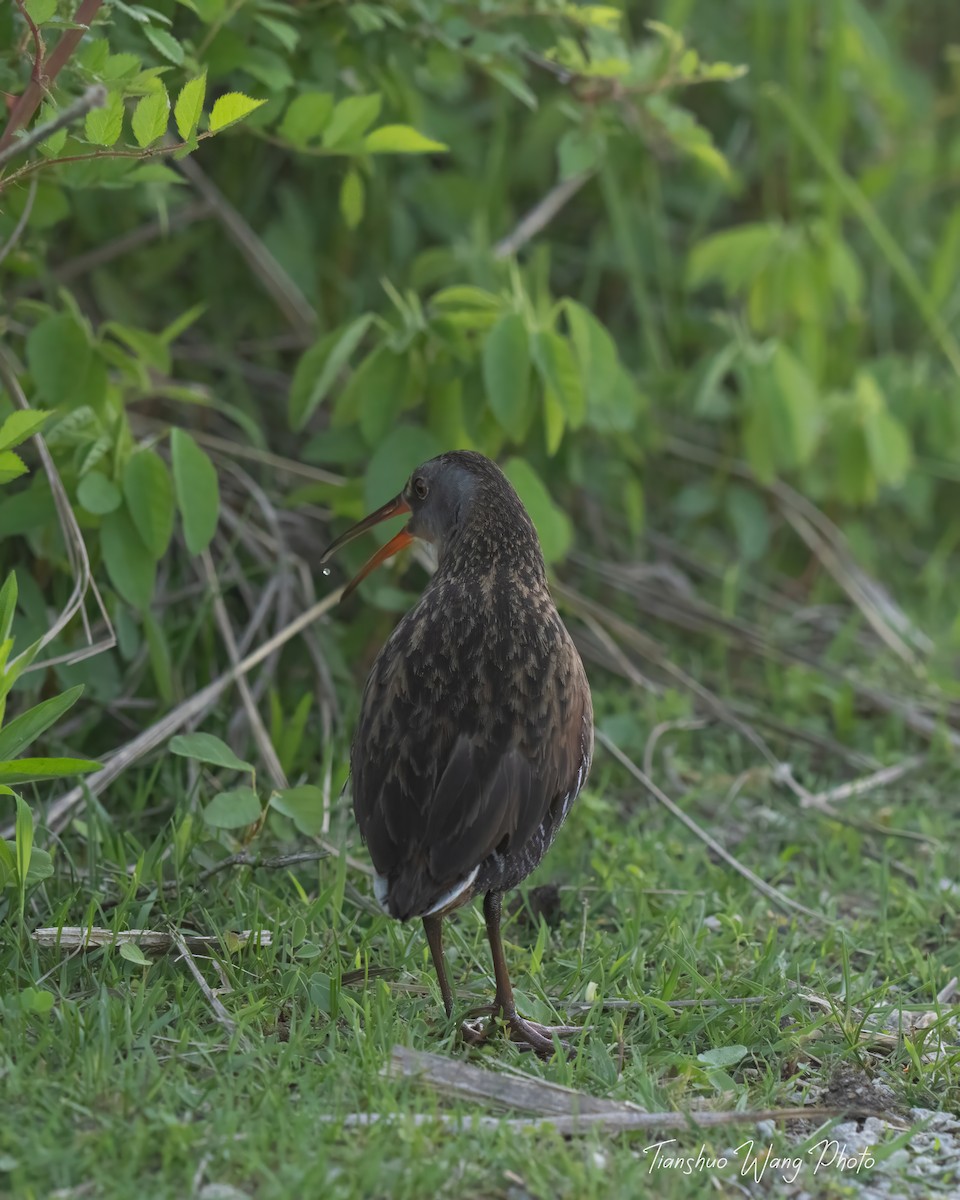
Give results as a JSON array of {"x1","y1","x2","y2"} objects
[{"x1": 320, "y1": 493, "x2": 413, "y2": 600}]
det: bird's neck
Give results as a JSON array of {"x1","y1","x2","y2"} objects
[{"x1": 435, "y1": 507, "x2": 548, "y2": 594}]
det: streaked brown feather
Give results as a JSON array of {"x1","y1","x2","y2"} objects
[{"x1": 349, "y1": 453, "x2": 592, "y2": 922}]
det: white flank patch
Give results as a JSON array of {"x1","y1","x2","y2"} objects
[
  {"x1": 373, "y1": 864, "x2": 480, "y2": 917},
  {"x1": 373, "y1": 872, "x2": 391, "y2": 914},
  {"x1": 422, "y1": 865, "x2": 480, "y2": 917}
]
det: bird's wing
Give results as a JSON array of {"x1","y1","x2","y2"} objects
[{"x1": 352, "y1": 605, "x2": 592, "y2": 915}]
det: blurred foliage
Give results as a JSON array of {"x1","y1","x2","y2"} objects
[{"x1": 1, "y1": 0, "x2": 959, "y2": 726}]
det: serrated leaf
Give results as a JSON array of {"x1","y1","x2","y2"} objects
[
  {"x1": 322, "y1": 94, "x2": 381, "y2": 148},
  {"x1": 501, "y1": 458, "x2": 572, "y2": 564},
  {"x1": 169, "y1": 733, "x2": 253, "y2": 773},
  {"x1": 209, "y1": 92, "x2": 266, "y2": 133},
  {"x1": 0, "y1": 685, "x2": 84, "y2": 761},
  {"x1": 482, "y1": 313, "x2": 531, "y2": 441},
  {"x1": 269, "y1": 786, "x2": 327, "y2": 836},
  {"x1": 174, "y1": 73, "x2": 206, "y2": 140},
  {"x1": 123, "y1": 451, "x2": 174, "y2": 559},
  {"x1": 0, "y1": 758, "x2": 101, "y2": 785},
  {"x1": 100, "y1": 507, "x2": 156, "y2": 609},
  {"x1": 0, "y1": 453, "x2": 27, "y2": 485},
  {"x1": 77, "y1": 472, "x2": 121, "y2": 515},
  {"x1": 84, "y1": 90, "x2": 124, "y2": 146},
  {"x1": 203, "y1": 786, "x2": 261, "y2": 829},
  {"x1": 131, "y1": 85, "x2": 170, "y2": 148},
  {"x1": 119, "y1": 942, "x2": 151, "y2": 966},
  {"x1": 363, "y1": 124, "x2": 447, "y2": 154},
  {"x1": 0, "y1": 409, "x2": 49, "y2": 451},
  {"x1": 289, "y1": 315, "x2": 374, "y2": 431},
  {"x1": 27, "y1": 315, "x2": 91, "y2": 404},
  {"x1": 24, "y1": 0, "x2": 57, "y2": 22},
  {"x1": 340, "y1": 168, "x2": 364, "y2": 228},
  {"x1": 144, "y1": 26, "x2": 184, "y2": 65},
  {"x1": 170, "y1": 429, "x2": 220, "y2": 554},
  {"x1": 279, "y1": 91, "x2": 333, "y2": 145}
]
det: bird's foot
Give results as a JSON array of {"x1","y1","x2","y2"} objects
[{"x1": 459, "y1": 1006, "x2": 582, "y2": 1057}]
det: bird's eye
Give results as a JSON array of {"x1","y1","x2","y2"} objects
[{"x1": 412, "y1": 477, "x2": 429, "y2": 500}]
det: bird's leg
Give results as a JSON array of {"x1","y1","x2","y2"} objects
[
  {"x1": 422, "y1": 913, "x2": 454, "y2": 1019},
  {"x1": 476, "y1": 891, "x2": 581, "y2": 1056}
]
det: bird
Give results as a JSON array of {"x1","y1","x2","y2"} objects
[{"x1": 320, "y1": 450, "x2": 593, "y2": 1054}]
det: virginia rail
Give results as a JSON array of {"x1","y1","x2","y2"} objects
[{"x1": 321, "y1": 451, "x2": 593, "y2": 1054}]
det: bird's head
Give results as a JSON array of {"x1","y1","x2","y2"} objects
[{"x1": 319, "y1": 450, "x2": 531, "y2": 599}]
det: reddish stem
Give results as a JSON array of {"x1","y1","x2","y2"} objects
[{"x1": 0, "y1": 0, "x2": 104, "y2": 153}]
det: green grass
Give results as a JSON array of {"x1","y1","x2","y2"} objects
[{"x1": 4, "y1": 637, "x2": 960, "y2": 1199}]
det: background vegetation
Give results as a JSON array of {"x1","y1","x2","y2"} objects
[{"x1": 2, "y1": 1, "x2": 960, "y2": 1196}]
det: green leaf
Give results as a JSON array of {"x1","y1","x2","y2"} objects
[
  {"x1": 278, "y1": 91, "x2": 333, "y2": 145},
  {"x1": 482, "y1": 313, "x2": 532, "y2": 441},
  {"x1": 501, "y1": 458, "x2": 572, "y2": 564},
  {"x1": 20, "y1": 845, "x2": 53, "y2": 887},
  {"x1": 725, "y1": 486, "x2": 769, "y2": 562},
  {"x1": 363, "y1": 426, "x2": 444, "y2": 514},
  {"x1": 531, "y1": 330, "x2": 585, "y2": 429},
  {"x1": 431, "y1": 287, "x2": 503, "y2": 311},
  {"x1": 169, "y1": 733, "x2": 253, "y2": 773},
  {"x1": 208, "y1": 92, "x2": 266, "y2": 133},
  {"x1": 340, "y1": 168, "x2": 364, "y2": 229},
  {"x1": 856, "y1": 373, "x2": 912, "y2": 487},
  {"x1": 270, "y1": 785, "x2": 327, "y2": 836},
  {"x1": 769, "y1": 343, "x2": 820, "y2": 466},
  {"x1": 0, "y1": 685, "x2": 84, "y2": 761},
  {"x1": 203, "y1": 786, "x2": 261, "y2": 829},
  {"x1": 27, "y1": 315, "x2": 91, "y2": 404},
  {"x1": 143, "y1": 609, "x2": 173, "y2": 703},
  {"x1": 84, "y1": 90, "x2": 125, "y2": 146},
  {"x1": 77, "y1": 472, "x2": 122, "y2": 515},
  {"x1": 564, "y1": 300, "x2": 638, "y2": 432},
  {"x1": 289, "y1": 315, "x2": 374, "y2": 431},
  {"x1": 0, "y1": 758, "x2": 101, "y2": 785},
  {"x1": 24, "y1": 0, "x2": 57, "y2": 22},
  {"x1": 15, "y1": 794, "x2": 33, "y2": 910},
  {"x1": 123, "y1": 451, "x2": 174, "y2": 559},
  {"x1": 557, "y1": 128, "x2": 603, "y2": 179},
  {"x1": 131, "y1": 84, "x2": 170, "y2": 148},
  {"x1": 144, "y1": 26, "x2": 184, "y2": 65},
  {"x1": 354, "y1": 348, "x2": 409, "y2": 445},
  {"x1": 170, "y1": 429, "x2": 220, "y2": 554},
  {"x1": 100, "y1": 507, "x2": 156, "y2": 609},
  {"x1": 119, "y1": 942, "x2": 151, "y2": 966},
  {"x1": 0, "y1": 409, "x2": 49, "y2": 451},
  {"x1": 542, "y1": 387, "x2": 565, "y2": 455},
  {"x1": 17, "y1": 985, "x2": 54, "y2": 1012},
  {"x1": 0, "y1": 453, "x2": 27, "y2": 485},
  {"x1": 0, "y1": 574, "x2": 16, "y2": 642},
  {"x1": 697, "y1": 1045, "x2": 748, "y2": 1068},
  {"x1": 363, "y1": 125, "x2": 447, "y2": 154},
  {"x1": 322, "y1": 94, "x2": 381, "y2": 148},
  {"x1": 174, "y1": 73, "x2": 206, "y2": 140}
]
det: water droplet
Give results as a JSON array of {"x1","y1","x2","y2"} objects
[{"x1": 321, "y1": 567, "x2": 332, "y2": 577}]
